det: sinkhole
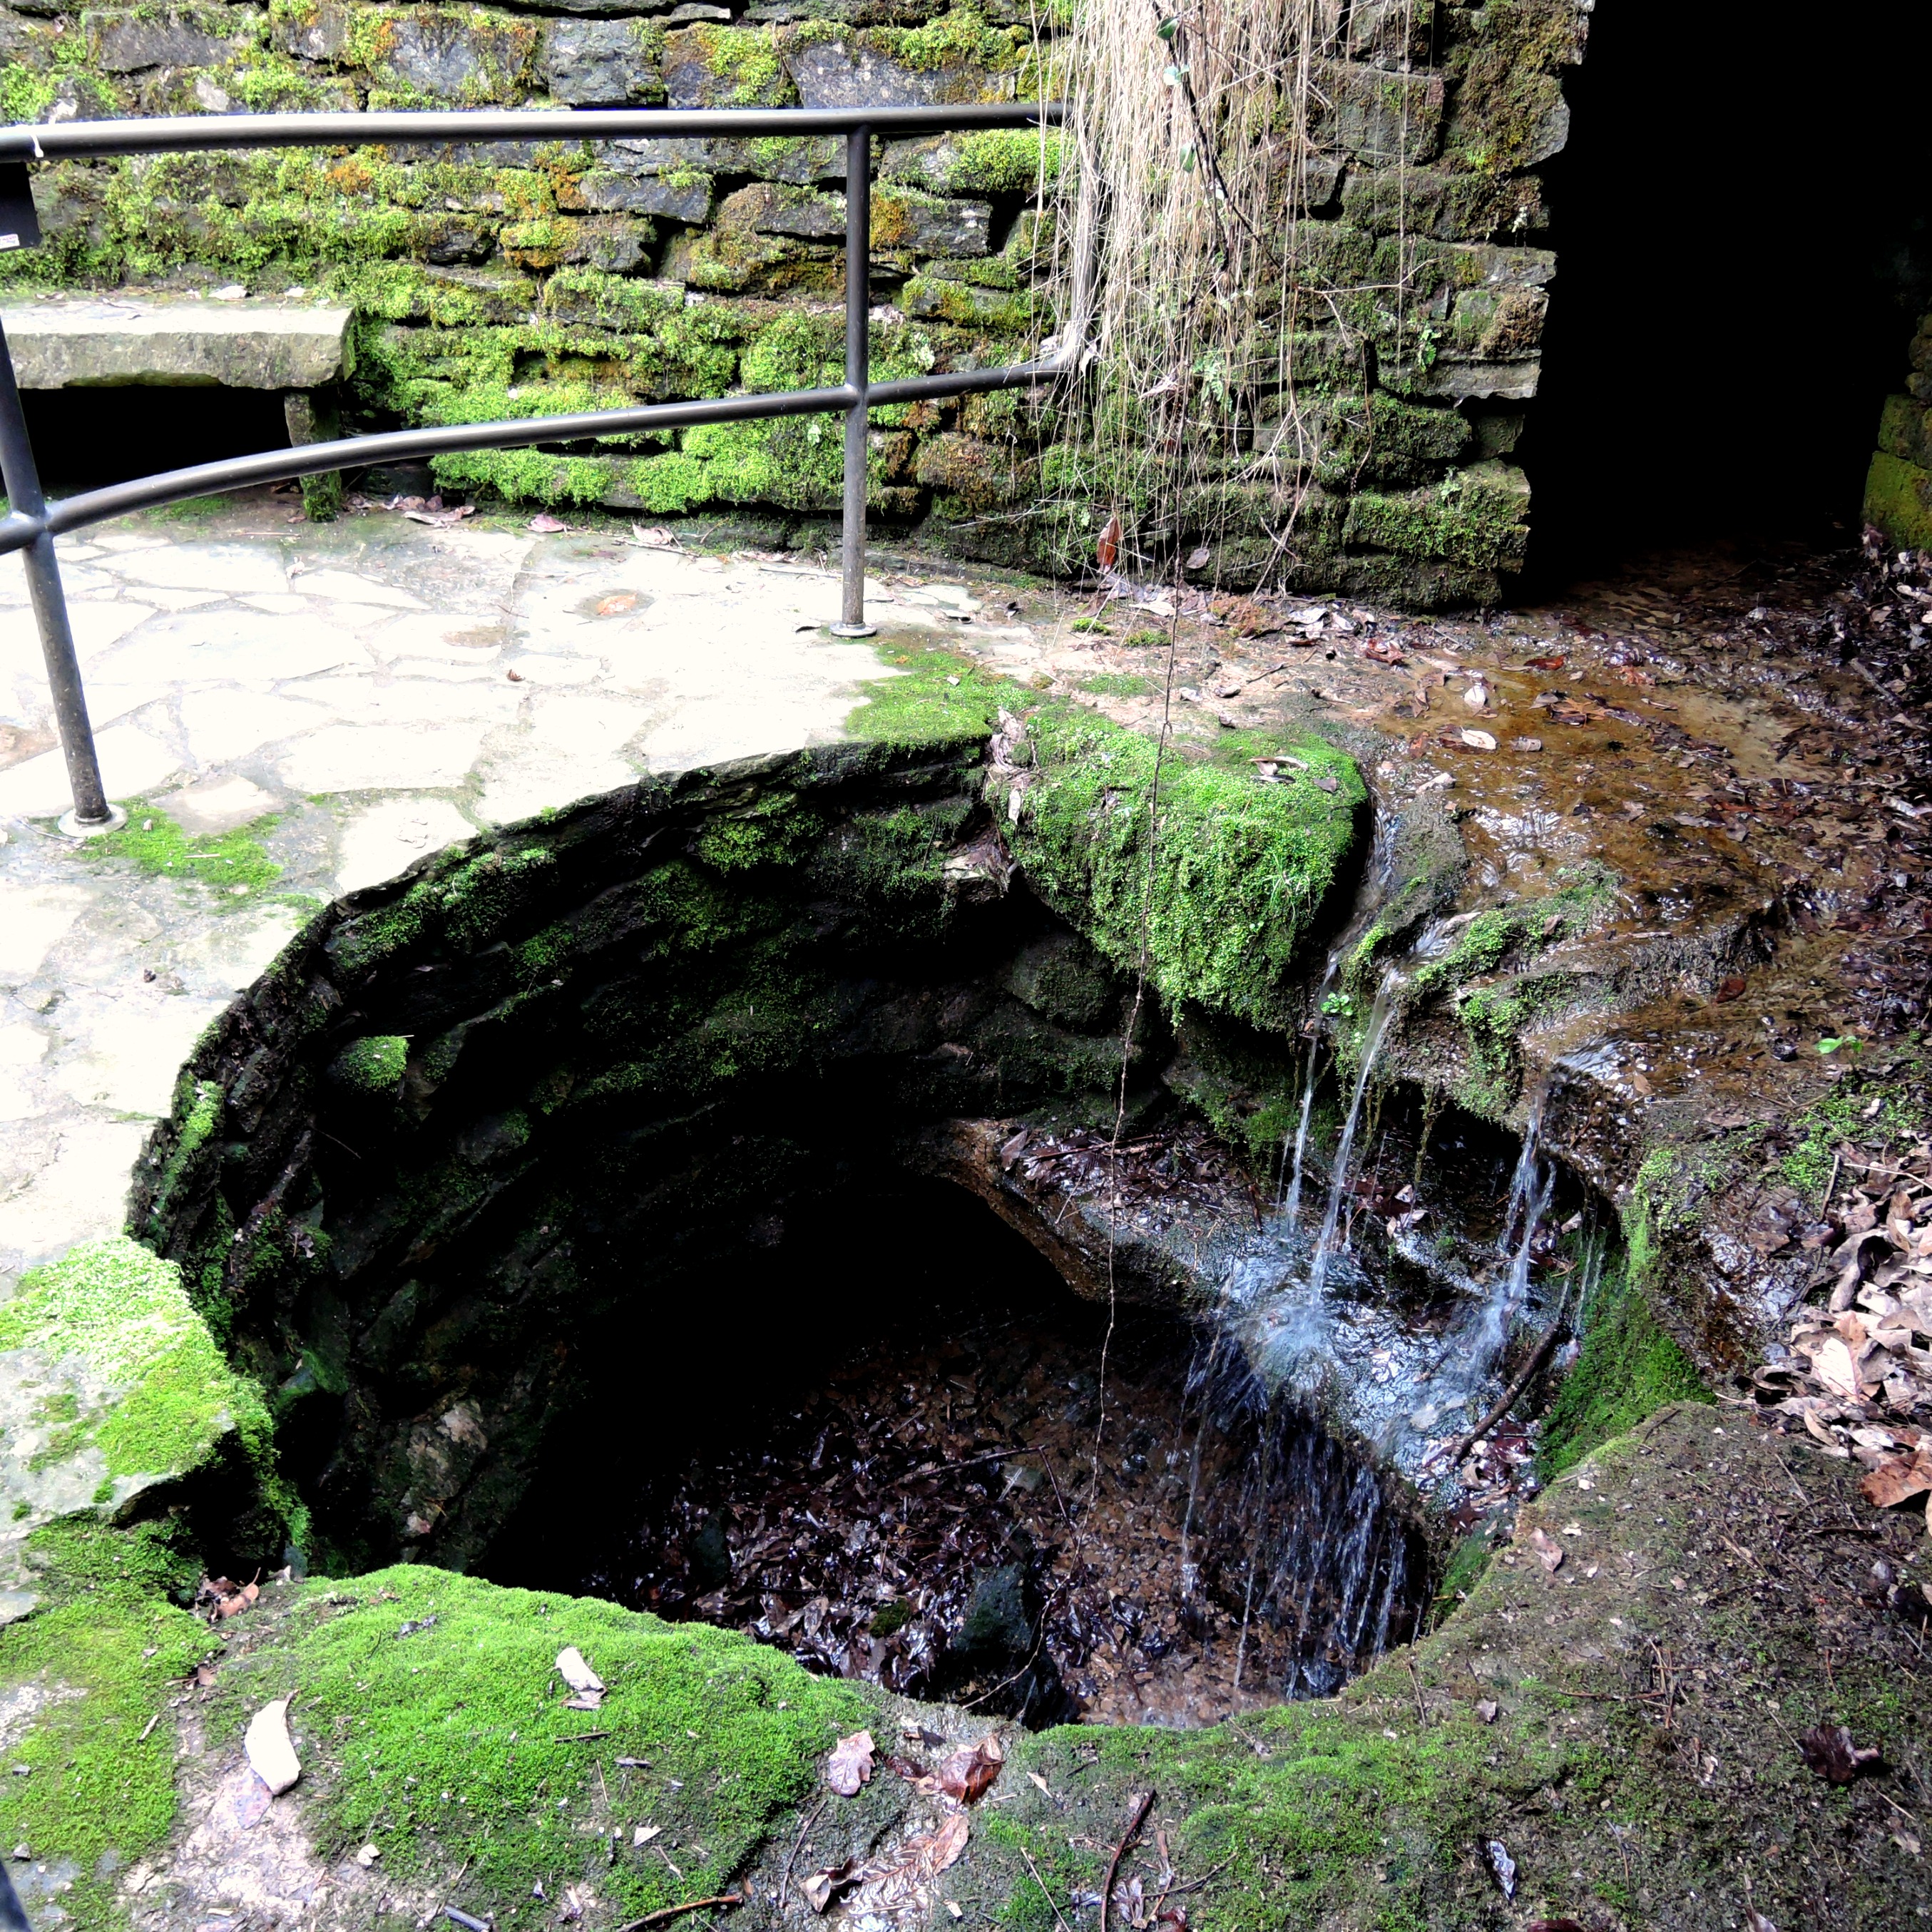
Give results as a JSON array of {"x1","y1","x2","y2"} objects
[{"x1": 139, "y1": 742, "x2": 1615, "y2": 1731}]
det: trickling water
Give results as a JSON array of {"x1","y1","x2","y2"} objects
[
  {"x1": 1307, "y1": 977, "x2": 1396, "y2": 1299},
  {"x1": 1498, "y1": 1081, "x2": 1548, "y2": 1257},
  {"x1": 1282, "y1": 955, "x2": 1339, "y2": 1225}
]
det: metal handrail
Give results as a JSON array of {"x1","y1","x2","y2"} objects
[{"x1": 0, "y1": 101, "x2": 1070, "y2": 832}]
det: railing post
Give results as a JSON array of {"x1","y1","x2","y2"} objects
[
  {"x1": 0, "y1": 318, "x2": 121, "y2": 834},
  {"x1": 830, "y1": 119, "x2": 876, "y2": 639}
]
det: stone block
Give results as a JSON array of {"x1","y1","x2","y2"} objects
[
  {"x1": 898, "y1": 274, "x2": 1034, "y2": 332},
  {"x1": 88, "y1": 8, "x2": 235, "y2": 72},
  {"x1": 1343, "y1": 459, "x2": 1530, "y2": 571},
  {"x1": 724, "y1": 180, "x2": 847, "y2": 242},
  {"x1": 785, "y1": 36, "x2": 989, "y2": 108},
  {"x1": 1864, "y1": 451, "x2": 1932, "y2": 551},
  {"x1": 1448, "y1": 284, "x2": 1548, "y2": 359},
  {"x1": 663, "y1": 23, "x2": 797, "y2": 108},
  {"x1": 1876, "y1": 393, "x2": 1931, "y2": 470},
  {"x1": 582, "y1": 168, "x2": 714, "y2": 224},
  {"x1": 541, "y1": 17, "x2": 661, "y2": 106},
  {"x1": 1346, "y1": 0, "x2": 1434, "y2": 66},
  {"x1": 913, "y1": 430, "x2": 1036, "y2": 508},
  {"x1": 1310, "y1": 61, "x2": 1444, "y2": 165},
  {"x1": 562, "y1": 213, "x2": 654, "y2": 274},
  {"x1": 1384, "y1": 356, "x2": 1541, "y2": 402},
  {"x1": 1341, "y1": 166, "x2": 1548, "y2": 242},
  {"x1": 872, "y1": 188, "x2": 991, "y2": 257},
  {"x1": 1446, "y1": 243, "x2": 1557, "y2": 289},
  {"x1": 0, "y1": 296, "x2": 354, "y2": 388},
  {"x1": 879, "y1": 127, "x2": 1060, "y2": 198},
  {"x1": 363, "y1": 9, "x2": 538, "y2": 105},
  {"x1": 608, "y1": 133, "x2": 844, "y2": 185}
]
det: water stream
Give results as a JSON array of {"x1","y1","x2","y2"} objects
[
  {"x1": 1281, "y1": 954, "x2": 1339, "y2": 1225},
  {"x1": 1306, "y1": 975, "x2": 1397, "y2": 1299}
]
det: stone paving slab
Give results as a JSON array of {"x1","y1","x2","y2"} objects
[
  {"x1": 0, "y1": 501, "x2": 1050, "y2": 1288},
  {"x1": 0, "y1": 295, "x2": 353, "y2": 388}
]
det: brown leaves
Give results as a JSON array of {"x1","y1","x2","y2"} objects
[
  {"x1": 1359, "y1": 638, "x2": 1406, "y2": 665},
  {"x1": 1458, "y1": 728, "x2": 1498, "y2": 752},
  {"x1": 826, "y1": 1729, "x2": 876, "y2": 1796},
  {"x1": 596, "y1": 593, "x2": 640, "y2": 617},
  {"x1": 1798, "y1": 1722, "x2": 1883, "y2": 1784},
  {"x1": 802, "y1": 1814, "x2": 969, "y2": 1916},
  {"x1": 888, "y1": 1731, "x2": 1005, "y2": 1804},
  {"x1": 1526, "y1": 1527, "x2": 1565, "y2": 1573},
  {"x1": 1096, "y1": 515, "x2": 1122, "y2": 570},
  {"x1": 195, "y1": 1575, "x2": 260, "y2": 1623},
  {"x1": 1861, "y1": 1450, "x2": 1932, "y2": 1508}
]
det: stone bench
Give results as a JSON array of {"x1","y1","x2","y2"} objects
[{"x1": 0, "y1": 295, "x2": 356, "y2": 513}]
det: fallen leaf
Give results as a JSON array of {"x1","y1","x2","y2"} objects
[
  {"x1": 1523, "y1": 653, "x2": 1567, "y2": 670},
  {"x1": 1862, "y1": 1451, "x2": 1932, "y2": 1508},
  {"x1": 1475, "y1": 1699, "x2": 1498, "y2": 1723},
  {"x1": 1798, "y1": 1722, "x2": 1882, "y2": 1784},
  {"x1": 802, "y1": 1859, "x2": 860, "y2": 1913},
  {"x1": 1459, "y1": 728, "x2": 1498, "y2": 752},
  {"x1": 1463, "y1": 682, "x2": 1490, "y2": 711},
  {"x1": 244, "y1": 1695, "x2": 301, "y2": 1796},
  {"x1": 1714, "y1": 973, "x2": 1748, "y2": 1002},
  {"x1": 1360, "y1": 638, "x2": 1406, "y2": 664},
  {"x1": 1096, "y1": 515, "x2": 1121, "y2": 571},
  {"x1": 1486, "y1": 1839, "x2": 1516, "y2": 1898},
  {"x1": 827, "y1": 1729, "x2": 876, "y2": 1796},
  {"x1": 354, "y1": 1844, "x2": 381, "y2": 1867},
  {"x1": 556, "y1": 1647, "x2": 605, "y2": 1710},
  {"x1": 1027, "y1": 1770, "x2": 1053, "y2": 1797},
  {"x1": 528, "y1": 513, "x2": 568, "y2": 533},
  {"x1": 1528, "y1": 1528, "x2": 1564, "y2": 1573},
  {"x1": 596, "y1": 593, "x2": 639, "y2": 616},
  {"x1": 631, "y1": 524, "x2": 678, "y2": 548},
  {"x1": 635, "y1": 1825, "x2": 661, "y2": 1846},
  {"x1": 1509, "y1": 736, "x2": 1543, "y2": 752},
  {"x1": 1813, "y1": 1336, "x2": 1862, "y2": 1399},
  {"x1": 937, "y1": 1732, "x2": 1003, "y2": 1804},
  {"x1": 402, "y1": 504, "x2": 475, "y2": 528},
  {"x1": 1185, "y1": 544, "x2": 1212, "y2": 570},
  {"x1": 1746, "y1": 1908, "x2": 1780, "y2": 1932}
]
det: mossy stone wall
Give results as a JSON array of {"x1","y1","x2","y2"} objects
[
  {"x1": 1865, "y1": 308, "x2": 1932, "y2": 548},
  {"x1": 2, "y1": 0, "x2": 1586, "y2": 603}
]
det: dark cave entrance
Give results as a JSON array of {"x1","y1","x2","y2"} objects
[
  {"x1": 1521, "y1": 0, "x2": 1932, "y2": 581},
  {"x1": 21, "y1": 382, "x2": 292, "y2": 492}
]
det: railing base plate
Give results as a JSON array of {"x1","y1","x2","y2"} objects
[
  {"x1": 58, "y1": 804, "x2": 127, "y2": 838},
  {"x1": 829, "y1": 621, "x2": 879, "y2": 638}
]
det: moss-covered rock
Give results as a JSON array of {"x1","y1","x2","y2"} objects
[
  {"x1": 0, "y1": 1238, "x2": 277, "y2": 1621},
  {"x1": 997, "y1": 707, "x2": 1366, "y2": 1030}
]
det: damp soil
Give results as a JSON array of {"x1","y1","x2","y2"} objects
[{"x1": 481, "y1": 1176, "x2": 1428, "y2": 1729}]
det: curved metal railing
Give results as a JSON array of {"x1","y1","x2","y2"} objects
[{"x1": 0, "y1": 101, "x2": 1068, "y2": 829}]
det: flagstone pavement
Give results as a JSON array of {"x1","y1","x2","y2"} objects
[{"x1": 0, "y1": 503, "x2": 1053, "y2": 1287}]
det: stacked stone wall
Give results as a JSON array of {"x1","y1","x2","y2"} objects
[
  {"x1": 1, "y1": 0, "x2": 1585, "y2": 601},
  {"x1": 1866, "y1": 307, "x2": 1932, "y2": 550}
]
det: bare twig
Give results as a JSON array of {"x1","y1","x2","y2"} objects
[
  {"x1": 1405, "y1": 1658, "x2": 1428, "y2": 1729},
  {"x1": 1430, "y1": 1321, "x2": 1565, "y2": 1480},
  {"x1": 614, "y1": 1895, "x2": 745, "y2": 1932},
  {"x1": 1018, "y1": 1847, "x2": 1075, "y2": 1932},
  {"x1": 776, "y1": 1799, "x2": 824, "y2": 1917},
  {"x1": 1099, "y1": 1789, "x2": 1157, "y2": 1932}
]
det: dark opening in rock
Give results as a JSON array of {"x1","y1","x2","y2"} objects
[{"x1": 480, "y1": 1174, "x2": 1428, "y2": 1729}]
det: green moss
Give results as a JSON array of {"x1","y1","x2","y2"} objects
[
  {"x1": 329, "y1": 1034, "x2": 409, "y2": 1093},
  {"x1": 844, "y1": 647, "x2": 1017, "y2": 748},
  {"x1": 693, "y1": 791, "x2": 827, "y2": 873},
  {"x1": 0, "y1": 1237, "x2": 272, "y2": 1483},
  {"x1": 78, "y1": 804, "x2": 281, "y2": 899},
  {"x1": 0, "y1": 1586, "x2": 215, "y2": 1928},
  {"x1": 677, "y1": 23, "x2": 793, "y2": 106},
  {"x1": 1540, "y1": 1255, "x2": 1711, "y2": 1475},
  {"x1": 197, "y1": 1565, "x2": 868, "y2": 1915},
  {"x1": 1080, "y1": 672, "x2": 1151, "y2": 696},
  {"x1": 1344, "y1": 463, "x2": 1531, "y2": 572},
  {"x1": 1006, "y1": 710, "x2": 1365, "y2": 1028},
  {"x1": 1776, "y1": 1052, "x2": 1928, "y2": 1199},
  {"x1": 1863, "y1": 450, "x2": 1932, "y2": 552}
]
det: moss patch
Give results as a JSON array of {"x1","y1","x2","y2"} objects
[
  {"x1": 210, "y1": 1565, "x2": 871, "y2": 1915},
  {"x1": 1539, "y1": 1254, "x2": 1710, "y2": 1476},
  {"x1": 844, "y1": 645, "x2": 1018, "y2": 749},
  {"x1": 78, "y1": 804, "x2": 282, "y2": 904},
  {"x1": 0, "y1": 1237, "x2": 271, "y2": 1484},
  {"x1": 1003, "y1": 709, "x2": 1365, "y2": 1028}
]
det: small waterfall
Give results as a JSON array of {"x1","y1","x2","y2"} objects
[
  {"x1": 1497, "y1": 1080, "x2": 1548, "y2": 1256},
  {"x1": 1180, "y1": 1344, "x2": 1422, "y2": 1701},
  {"x1": 1281, "y1": 956, "x2": 1339, "y2": 1224},
  {"x1": 1307, "y1": 978, "x2": 1396, "y2": 1299}
]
